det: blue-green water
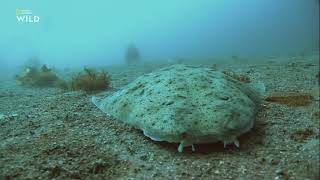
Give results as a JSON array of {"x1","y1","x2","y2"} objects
[{"x1": 0, "y1": 0, "x2": 318, "y2": 71}]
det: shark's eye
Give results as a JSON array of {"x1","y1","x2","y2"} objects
[{"x1": 181, "y1": 132, "x2": 188, "y2": 139}]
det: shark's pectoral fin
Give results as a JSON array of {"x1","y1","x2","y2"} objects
[
  {"x1": 178, "y1": 141, "x2": 185, "y2": 153},
  {"x1": 223, "y1": 138, "x2": 240, "y2": 148}
]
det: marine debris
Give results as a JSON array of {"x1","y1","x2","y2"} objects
[
  {"x1": 15, "y1": 64, "x2": 59, "y2": 87},
  {"x1": 70, "y1": 67, "x2": 111, "y2": 93},
  {"x1": 223, "y1": 70, "x2": 251, "y2": 83},
  {"x1": 92, "y1": 64, "x2": 265, "y2": 152},
  {"x1": 265, "y1": 92, "x2": 313, "y2": 106}
]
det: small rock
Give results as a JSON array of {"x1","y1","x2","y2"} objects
[
  {"x1": 10, "y1": 113, "x2": 18, "y2": 117},
  {"x1": 92, "y1": 159, "x2": 109, "y2": 174},
  {"x1": 259, "y1": 157, "x2": 266, "y2": 163},
  {"x1": 275, "y1": 168, "x2": 289, "y2": 179},
  {"x1": 270, "y1": 159, "x2": 279, "y2": 165},
  {"x1": 275, "y1": 169, "x2": 283, "y2": 175},
  {"x1": 139, "y1": 155, "x2": 148, "y2": 161}
]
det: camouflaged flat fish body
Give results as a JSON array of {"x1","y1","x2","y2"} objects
[{"x1": 92, "y1": 64, "x2": 264, "y2": 152}]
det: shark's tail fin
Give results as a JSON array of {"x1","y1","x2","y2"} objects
[
  {"x1": 248, "y1": 81, "x2": 266, "y2": 97},
  {"x1": 91, "y1": 96, "x2": 102, "y2": 110},
  {"x1": 245, "y1": 81, "x2": 266, "y2": 105}
]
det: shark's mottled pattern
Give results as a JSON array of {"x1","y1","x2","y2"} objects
[{"x1": 92, "y1": 64, "x2": 264, "y2": 152}]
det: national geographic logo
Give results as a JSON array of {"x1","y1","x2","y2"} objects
[{"x1": 16, "y1": 9, "x2": 40, "y2": 23}]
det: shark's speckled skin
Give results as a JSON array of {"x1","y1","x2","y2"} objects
[{"x1": 92, "y1": 65, "x2": 264, "y2": 152}]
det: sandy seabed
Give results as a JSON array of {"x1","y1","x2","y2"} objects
[{"x1": 0, "y1": 55, "x2": 319, "y2": 179}]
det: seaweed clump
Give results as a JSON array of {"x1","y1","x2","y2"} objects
[
  {"x1": 70, "y1": 68, "x2": 111, "y2": 93},
  {"x1": 266, "y1": 92, "x2": 313, "y2": 106},
  {"x1": 125, "y1": 43, "x2": 140, "y2": 65},
  {"x1": 16, "y1": 65, "x2": 59, "y2": 87}
]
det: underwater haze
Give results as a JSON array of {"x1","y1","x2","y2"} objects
[
  {"x1": 1, "y1": 1, "x2": 320, "y2": 179},
  {"x1": 0, "y1": 0, "x2": 319, "y2": 69}
]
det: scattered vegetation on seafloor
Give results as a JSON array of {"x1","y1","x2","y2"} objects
[
  {"x1": 210, "y1": 64, "x2": 218, "y2": 71},
  {"x1": 66, "y1": 67, "x2": 111, "y2": 93},
  {"x1": 223, "y1": 70, "x2": 251, "y2": 83},
  {"x1": 125, "y1": 43, "x2": 140, "y2": 65},
  {"x1": 22, "y1": 56, "x2": 41, "y2": 69},
  {"x1": 15, "y1": 64, "x2": 59, "y2": 87}
]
